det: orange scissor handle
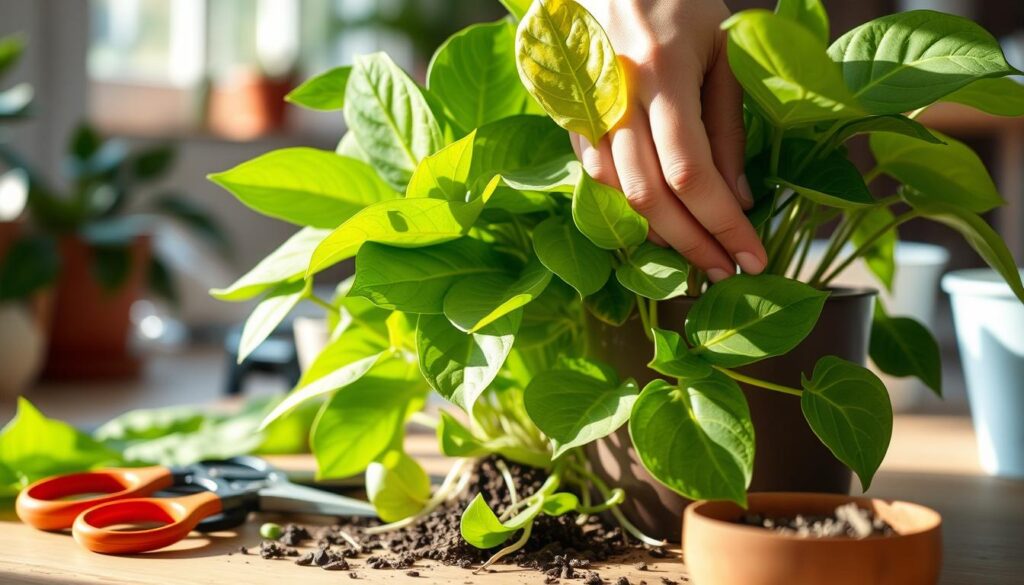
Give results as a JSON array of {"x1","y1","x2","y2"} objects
[
  {"x1": 16, "y1": 466, "x2": 175, "y2": 531},
  {"x1": 72, "y1": 490, "x2": 223, "y2": 554}
]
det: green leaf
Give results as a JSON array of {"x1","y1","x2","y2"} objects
[
  {"x1": 406, "y1": 131, "x2": 475, "y2": 200},
  {"x1": 723, "y1": 10, "x2": 862, "y2": 128},
  {"x1": 500, "y1": 0, "x2": 533, "y2": 20},
  {"x1": 311, "y1": 357, "x2": 426, "y2": 479},
  {"x1": 629, "y1": 375, "x2": 755, "y2": 505},
  {"x1": 237, "y1": 279, "x2": 308, "y2": 363},
  {"x1": 943, "y1": 77, "x2": 1024, "y2": 117},
  {"x1": 0, "y1": 35, "x2": 24, "y2": 76},
  {"x1": 212, "y1": 227, "x2": 328, "y2": 301},
  {"x1": 774, "y1": 0, "x2": 829, "y2": 44},
  {"x1": 286, "y1": 66, "x2": 351, "y2": 111},
  {"x1": 870, "y1": 301, "x2": 941, "y2": 396},
  {"x1": 828, "y1": 10, "x2": 1017, "y2": 115},
  {"x1": 428, "y1": 20, "x2": 532, "y2": 133},
  {"x1": 152, "y1": 193, "x2": 231, "y2": 257},
  {"x1": 259, "y1": 329, "x2": 387, "y2": 429},
  {"x1": 208, "y1": 148, "x2": 395, "y2": 228},
  {"x1": 905, "y1": 199, "x2": 1024, "y2": 304},
  {"x1": 870, "y1": 131, "x2": 1002, "y2": 213},
  {"x1": 524, "y1": 359, "x2": 638, "y2": 457},
  {"x1": 615, "y1": 242, "x2": 690, "y2": 300},
  {"x1": 831, "y1": 115, "x2": 943, "y2": 145},
  {"x1": 444, "y1": 256, "x2": 552, "y2": 332},
  {"x1": 541, "y1": 492, "x2": 580, "y2": 516},
  {"x1": 131, "y1": 144, "x2": 175, "y2": 181},
  {"x1": 92, "y1": 245, "x2": 133, "y2": 292},
  {"x1": 773, "y1": 140, "x2": 873, "y2": 208},
  {"x1": 584, "y1": 275, "x2": 635, "y2": 326},
  {"x1": 687, "y1": 274, "x2": 828, "y2": 367},
  {"x1": 533, "y1": 215, "x2": 612, "y2": 297},
  {"x1": 0, "y1": 398, "x2": 120, "y2": 494},
  {"x1": 0, "y1": 235, "x2": 59, "y2": 301},
  {"x1": 336, "y1": 132, "x2": 369, "y2": 162},
  {"x1": 499, "y1": 156, "x2": 581, "y2": 193},
  {"x1": 307, "y1": 196, "x2": 486, "y2": 275},
  {"x1": 461, "y1": 493, "x2": 543, "y2": 549},
  {"x1": 417, "y1": 312, "x2": 521, "y2": 412},
  {"x1": 469, "y1": 115, "x2": 574, "y2": 190},
  {"x1": 345, "y1": 53, "x2": 444, "y2": 191},
  {"x1": 801, "y1": 356, "x2": 893, "y2": 491},
  {"x1": 850, "y1": 207, "x2": 896, "y2": 290},
  {"x1": 514, "y1": 0, "x2": 627, "y2": 143},
  {"x1": 352, "y1": 239, "x2": 506, "y2": 314},
  {"x1": 437, "y1": 411, "x2": 489, "y2": 457},
  {"x1": 366, "y1": 450, "x2": 431, "y2": 523},
  {"x1": 572, "y1": 173, "x2": 648, "y2": 250},
  {"x1": 648, "y1": 327, "x2": 714, "y2": 380}
]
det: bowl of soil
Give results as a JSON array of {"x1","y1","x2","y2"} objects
[{"x1": 683, "y1": 492, "x2": 942, "y2": 585}]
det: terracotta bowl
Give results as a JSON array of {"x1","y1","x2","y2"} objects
[{"x1": 683, "y1": 492, "x2": 942, "y2": 585}]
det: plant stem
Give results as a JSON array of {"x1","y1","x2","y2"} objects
[
  {"x1": 308, "y1": 294, "x2": 339, "y2": 315},
  {"x1": 408, "y1": 411, "x2": 439, "y2": 429},
  {"x1": 570, "y1": 456, "x2": 665, "y2": 547},
  {"x1": 635, "y1": 295, "x2": 653, "y2": 341},
  {"x1": 713, "y1": 366, "x2": 803, "y2": 397},
  {"x1": 863, "y1": 166, "x2": 882, "y2": 184},
  {"x1": 496, "y1": 459, "x2": 520, "y2": 521},
  {"x1": 820, "y1": 211, "x2": 920, "y2": 285},
  {"x1": 477, "y1": 524, "x2": 533, "y2": 572}
]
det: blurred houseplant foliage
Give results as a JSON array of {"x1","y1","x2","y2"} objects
[
  {"x1": 1, "y1": 120, "x2": 230, "y2": 378},
  {"x1": 208, "y1": 0, "x2": 1024, "y2": 561}
]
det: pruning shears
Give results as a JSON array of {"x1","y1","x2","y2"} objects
[{"x1": 16, "y1": 456, "x2": 375, "y2": 554}]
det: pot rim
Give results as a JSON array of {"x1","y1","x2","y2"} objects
[
  {"x1": 821, "y1": 286, "x2": 878, "y2": 299},
  {"x1": 942, "y1": 268, "x2": 1024, "y2": 299},
  {"x1": 686, "y1": 492, "x2": 941, "y2": 544}
]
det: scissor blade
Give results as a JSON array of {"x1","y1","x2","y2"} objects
[{"x1": 258, "y1": 482, "x2": 377, "y2": 518}]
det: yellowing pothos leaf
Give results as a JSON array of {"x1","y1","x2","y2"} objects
[{"x1": 515, "y1": 0, "x2": 627, "y2": 144}]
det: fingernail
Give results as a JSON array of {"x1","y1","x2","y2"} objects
[
  {"x1": 737, "y1": 174, "x2": 754, "y2": 208},
  {"x1": 736, "y1": 252, "x2": 764, "y2": 275},
  {"x1": 707, "y1": 267, "x2": 733, "y2": 283}
]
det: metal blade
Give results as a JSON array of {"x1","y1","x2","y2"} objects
[{"x1": 258, "y1": 481, "x2": 377, "y2": 518}]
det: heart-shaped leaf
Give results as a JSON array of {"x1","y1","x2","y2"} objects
[
  {"x1": 286, "y1": 66, "x2": 351, "y2": 111},
  {"x1": 366, "y1": 450, "x2": 431, "y2": 523},
  {"x1": 572, "y1": 173, "x2": 648, "y2": 250},
  {"x1": 829, "y1": 10, "x2": 1016, "y2": 114},
  {"x1": 870, "y1": 301, "x2": 941, "y2": 396},
  {"x1": 444, "y1": 256, "x2": 552, "y2": 332},
  {"x1": 773, "y1": 140, "x2": 873, "y2": 208},
  {"x1": 523, "y1": 358, "x2": 638, "y2": 457},
  {"x1": 630, "y1": 375, "x2": 755, "y2": 505},
  {"x1": 686, "y1": 274, "x2": 827, "y2": 367},
  {"x1": 533, "y1": 215, "x2": 613, "y2": 297},
  {"x1": 584, "y1": 275, "x2": 636, "y2": 327},
  {"x1": 871, "y1": 131, "x2": 1002, "y2": 213},
  {"x1": 648, "y1": 328, "x2": 713, "y2": 380},
  {"x1": 616, "y1": 242, "x2": 690, "y2": 300},
  {"x1": 801, "y1": 356, "x2": 892, "y2": 491}
]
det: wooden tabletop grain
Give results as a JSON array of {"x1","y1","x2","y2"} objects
[{"x1": 0, "y1": 415, "x2": 1020, "y2": 585}]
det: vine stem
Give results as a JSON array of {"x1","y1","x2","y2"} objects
[
  {"x1": 713, "y1": 366, "x2": 803, "y2": 397},
  {"x1": 819, "y1": 211, "x2": 921, "y2": 285},
  {"x1": 496, "y1": 459, "x2": 520, "y2": 521},
  {"x1": 308, "y1": 294, "x2": 339, "y2": 315},
  {"x1": 476, "y1": 524, "x2": 533, "y2": 573},
  {"x1": 635, "y1": 295, "x2": 654, "y2": 341},
  {"x1": 570, "y1": 456, "x2": 665, "y2": 548}
]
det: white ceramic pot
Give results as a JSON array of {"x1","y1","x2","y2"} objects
[
  {"x1": 0, "y1": 303, "x2": 46, "y2": 399},
  {"x1": 800, "y1": 241, "x2": 950, "y2": 411},
  {"x1": 943, "y1": 268, "x2": 1024, "y2": 479}
]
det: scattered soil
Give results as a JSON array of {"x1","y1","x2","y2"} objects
[
  {"x1": 246, "y1": 456, "x2": 640, "y2": 581},
  {"x1": 740, "y1": 502, "x2": 895, "y2": 538}
]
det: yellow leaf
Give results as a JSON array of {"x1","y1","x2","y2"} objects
[{"x1": 515, "y1": 0, "x2": 627, "y2": 144}]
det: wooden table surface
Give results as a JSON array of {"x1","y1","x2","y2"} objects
[{"x1": 0, "y1": 415, "x2": 1020, "y2": 585}]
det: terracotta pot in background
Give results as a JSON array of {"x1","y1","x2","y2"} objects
[
  {"x1": 587, "y1": 288, "x2": 876, "y2": 540},
  {"x1": 207, "y1": 70, "x2": 293, "y2": 140},
  {"x1": 684, "y1": 492, "x2": 942, "y2": 585},
  {"x1": 43, "y1": 234, "x2": 151, "y2": 381}
]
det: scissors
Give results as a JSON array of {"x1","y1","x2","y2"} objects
[{"x1": 15, "y1": 456, "x2": 376, "y2": 555}]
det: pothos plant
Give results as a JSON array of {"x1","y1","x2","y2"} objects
[{"x1": 210, "y1": 0, "x2": 1024, "y2": 564}]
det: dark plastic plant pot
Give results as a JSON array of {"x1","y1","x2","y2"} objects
[{"x1": 586, "y1": 287, "x2": 877, "y2": 541}]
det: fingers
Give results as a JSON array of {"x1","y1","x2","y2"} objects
[
  {"x1": 609, "y1": 106, "x2": 734, "y2": 279},
  {"x1": 644, "y1": 72, "x2": 767, "y2": 276},
  {"x1": 703, "y1": 47, "x2": 752, "y2": 210}
]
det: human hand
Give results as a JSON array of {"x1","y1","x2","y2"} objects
[{"x1": 571, "y1": 0, "x2": 766, "y2": 282}]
